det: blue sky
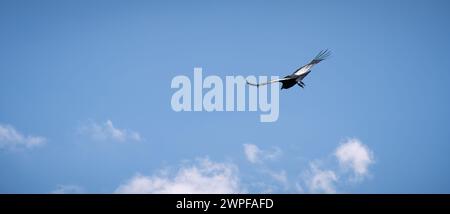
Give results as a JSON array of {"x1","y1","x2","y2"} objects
[{"x1": 1, "y1": 0, "x2": 450, "y2": 193}]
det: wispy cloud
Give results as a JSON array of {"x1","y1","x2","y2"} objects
[
  {"x1": 115, "y1": 158, "x2": 242, "y2": 194},
  {"x1": 266, "y1": 169, "x2": 288, "y2": 186},
  {"x1": 303, "y1": 163, "x2": 338, "y2": 194},
  {"x1": 51, "y1": 185, "x2": 84, "y2": 194},
  {"x1": 0, "y1": 123, "x2": 46, "y2": 150},
  {"x1": 107, "y1": 138, "x2": 373, "y2": 194},
  {"x1": 335, "y1": 138, "x2": 374, "y2": 179},
  {"x1": 79, "y1": 120, "x2": 141, "y2": 142},
  {"x1": 243, "y1": 144, "x2": 281, "y2": 164},
  {"x1": 242, "y1": 144, "x2": 289, "y2": 191}
]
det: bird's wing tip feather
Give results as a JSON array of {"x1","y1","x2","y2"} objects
[
  {"x1": 246, "y1": 80, "x2": 259, "y2": 87},
  {"x1": 312, "y1": 49, "x2": 331, "y2": 63}
]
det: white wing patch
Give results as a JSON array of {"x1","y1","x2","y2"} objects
[
  {"x1": 293, "y1": 49, "x2": 330, "y2": 76},
  {"x1": 294, "y1": 64, "x2": 314, "y2": 76}
]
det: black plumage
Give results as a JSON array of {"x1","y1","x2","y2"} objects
[{"x1": 247, "y1": 50, "x2": 330, "y2": 90}]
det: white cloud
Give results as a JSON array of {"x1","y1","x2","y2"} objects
[
  {"x1": 112, "y1": 138, "x2": 373, "y2": 194},
  {"x1": 243, "y1": 144, "x2": 260, "y2": 163},
  {"x1": 0, "y1": 123, "x2": 46, "y2": 150},
  {"x1": 79, "y1": 120, "x2": 141, "y2": 142},
  {"x1": 304, "y1": 163, "x2": 338, "y2": 194},
  {"x1": 243, "y1": 144, "x2": 281, "y2": 164},
  {"x1": 242, "y1": 144, "x2": 288, "y2": 191},
  {"x1": 115, "y1": 158, "x2": 242, "y2": 194},
  {"x1": 51, "y1": 185, "x2": 84, "y2": 194},
  {"x1": 267, "y1": 170, "x2": 288, "y2": 185},
  {"x1": 294, "y1": 182, "x2": 304, "y2": 193},
  {"x1": 335, "y1": 138, "x2": 374, "y2": 178},
  {"x1": 297, "y1": 138, "x2": 375, "y2": 193}
]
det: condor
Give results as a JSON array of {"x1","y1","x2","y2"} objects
[{"x1": 247, "y1": 50, "x2": 330, "y2": 90}]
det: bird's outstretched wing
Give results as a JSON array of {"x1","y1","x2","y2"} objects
[
  {"x1": 246, "y1": 77, "x2": 291, "y2": 87},
  {"x1": 293, "y1": 49, "x2": 331, "y2": 76}
]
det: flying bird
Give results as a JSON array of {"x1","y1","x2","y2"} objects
[{"x1": 247, "y1": 50, "x2": 330, "y2": 90}]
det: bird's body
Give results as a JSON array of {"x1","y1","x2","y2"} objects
[
  {"x1": 247, "y1": 50, "x2": 330, "y2": 90},
  {"x1": 280, "y1": 75, "x2": 301, "y2": 89}
]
